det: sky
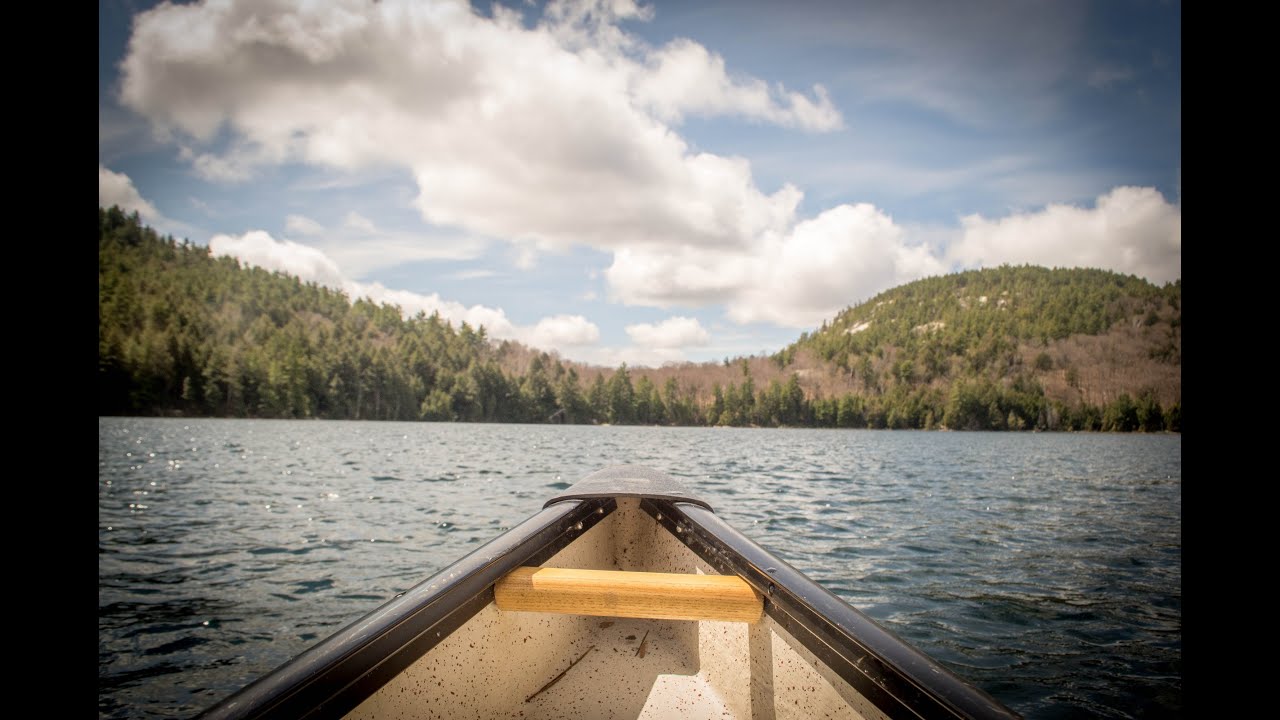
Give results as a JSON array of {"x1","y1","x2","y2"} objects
[{"x1": 99, "y1": 0, "x2": 1181, "y2": 367}]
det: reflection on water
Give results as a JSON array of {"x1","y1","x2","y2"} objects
[{"x1": 99, "y1": 419, "x2": 1180, "y2": 718}]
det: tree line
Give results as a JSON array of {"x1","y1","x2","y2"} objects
[{"x1": 99, "y1": 207, "x2": 1179, "y2": 431}]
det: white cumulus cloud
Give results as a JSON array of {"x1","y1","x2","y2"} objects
[
  {"x1": 209, "y1": 230, "x2": 347, "y2": 288},
  {"x1": 625, "y1": 316, "x2": 711, "y2": 349},
  {"x1": 608, "y1": 202, "x2": 944, "y2": 328},
  {"x1": 733, "y1": 203, "x2": 945, "y2": 326},
  {"x1": 530, "y1": 315, "x2": 601, "y2": 347},
  {"x1": 99, "y1": 165, "x2": 160, "y2": 222},
  {"x1": 950, "y1": 186, "x2": 1181, "y2": 284},
  {"x1": 118, "y1": 0, "x2": 839, "y2": 268}
]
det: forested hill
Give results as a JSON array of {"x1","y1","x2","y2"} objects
[
  {"x1": 99, "y1": 206, "x2": 570, "y2": 422},
  {"x1": 99, "y1": 207, "x2": 1180, "y2": 430},
  {"x1": 794, "y1": 266, "x2": 1180, "y2": 362},
  {"x1": 772, "y1": 265, "x2": 1181, "y2": 430}
]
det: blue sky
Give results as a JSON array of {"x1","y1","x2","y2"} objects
[{"x1": 99, "y1": 0, "x2": 1180, "y2": 367}]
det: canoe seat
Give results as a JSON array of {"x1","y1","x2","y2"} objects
[{"x1": 495, "y1": 566, "x2": 763, "y2": 623}]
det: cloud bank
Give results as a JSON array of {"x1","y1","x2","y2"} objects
[
  {"x1": 119, "y1": 0, "x2": 1180, "y2": 340},
  {"x1": 119, "y1": 0, "x2": 838, "y2": 256},
  {"x1": 118, "y1": 0, "x2": 861, "y2": 326},
  {"x1": 951, "y1": 186, "x2": 1181, "y2": 284}
]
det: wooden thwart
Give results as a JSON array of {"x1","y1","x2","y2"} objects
[{"x1": 495, "y1": 567, "x2": 763, "y2": 623}]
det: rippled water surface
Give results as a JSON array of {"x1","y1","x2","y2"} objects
[{"x1": 99, "y1": 419, "x2": 1181, "y2": 718}]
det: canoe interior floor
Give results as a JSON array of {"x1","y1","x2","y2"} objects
[
  {"x1": 506, "y1": 614, "x2": 730, "y2": 718},
  {"x1": 344, "y1": 499, "x2": 878, "y2": 720}
]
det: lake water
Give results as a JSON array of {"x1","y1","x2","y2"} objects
[{"x1": 98, "y1": 418, "x2": 1181, "y2": 718}]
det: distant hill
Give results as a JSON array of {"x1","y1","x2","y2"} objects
[{"x1": 99, "y1": 207, "x2": 1179, "y2": 430}]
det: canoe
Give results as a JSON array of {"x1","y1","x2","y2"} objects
[{"x1": 200, "y1": 465, "x2": 1018, "y2": 719}]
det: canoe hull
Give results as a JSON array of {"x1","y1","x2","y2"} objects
[
  {"x1": 348, "y1": 497, "x2": 883, "y2": 719},
  {"x1": 199, "y1": 467, "x2": 1018, "y2": 720}
]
